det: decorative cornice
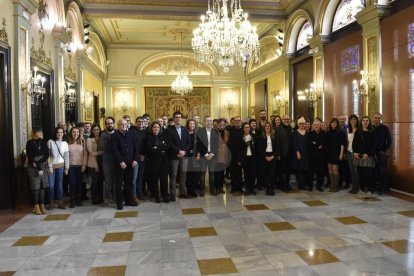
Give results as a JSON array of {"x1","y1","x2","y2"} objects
[
  {"x1": 52, "y1": 26, "x2": 71, "y2": 44},
  {"x1": 0, "y1": 18, "x2": 9, "y2": 46},
  {"x1": 356, "y1": 4, "x2": 390, "y2": 26},
  {"x1": 12, "y1": 0, "x2": 38, "y2": 15},
  {"x1": 308, "y1": 34, "x2": 330, "y2": 49},
  {"x1": 30, "y1": 27, "x2": 53, "y2": 68}
]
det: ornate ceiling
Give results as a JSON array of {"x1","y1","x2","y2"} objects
[{"x1": 82, "y1": 0, "x2": 303, "y2": 49}]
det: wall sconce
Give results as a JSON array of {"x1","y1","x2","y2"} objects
[
  {"x1": 353, "y1": 70, "x2": 375, "y2": 102},
  {"x1": 63, "y1": 83, "x2": 76, "y2": 111},
  {"x1": 38, "y1": 0, "x2": 49, "y2": 27},
  {"x1": 23, "y1": 66, "x2": 46, "y2": 105},
  {"x1": 275, "y1": 95, "x2": 288, "y2": 108},
  {"x1": 298, "y1": 83, "x2": 321, "y2": 106}
]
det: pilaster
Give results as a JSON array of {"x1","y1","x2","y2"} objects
[{"x1": 356, "y1": 4, "x2": 390, "y2": 116}]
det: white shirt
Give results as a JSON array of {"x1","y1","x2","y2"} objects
[
  {"x1": 206, "y1": 128, "x2": 211, "y2": 153},
  {"x1": 266, "y1": 135, "x2": 273, "y2": 152},
  {"x1": 348, "y1": 132, "x2": 355, "y2": 152},
  {"x1": 244, "y1": 135, "x2": 253, "y2": 156},
  {"x1": 47, "y1": 139, "x2": 69, "y2": 169}
]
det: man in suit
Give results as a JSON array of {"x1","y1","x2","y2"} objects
[
  {"x1": 197, "y1": 116, "x2": 219, "y2": 196},
  {"x1": 166, "y1": 111, "x2": 190, "y2": 200},
  {"x1": 228, "y1": 116, "x2": 243, "y2": 193},
  {"x1": 111, "y1": 119, "x2": 139, "y2": 210},
  {"x1": 276, "y1": 115, "x2": 294, "y2": 192}
]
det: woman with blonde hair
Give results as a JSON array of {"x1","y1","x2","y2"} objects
[
  {"x1": 67, "y1": 127, "x2": 87, "y2": 208},
  {"x1": 26, "y1": 127, "x2": 49, "y2": 215}
]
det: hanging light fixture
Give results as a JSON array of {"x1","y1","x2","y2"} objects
[
  {"x1": 192, "y1": 0, "x2": 260, "y2": 73},
  {"x1": 171, "y1": 32, "x2": 193, "y2": 96},
  {"x1": 24, "y1": 66, "x2": 46, "y2": 105}
]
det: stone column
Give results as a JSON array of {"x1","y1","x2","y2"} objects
[
  {"x1": 308, "y1": 34, "x2": 330, "y2": 120},
  {"x1": 278, "y1": 53, "x2": 290, "y2": 118},
  {"x1": 12, "y1": 0, "x2": 37, "y2": 154},
  {"x1": 52, "y1": 26, "x2": 70, "y2": 125},
  {"x1": 356, "y1": 4, "x2": 390, "y2": 116},
  {"x1": 75, "y1": 50, "x2": 88, "y2": 122}
]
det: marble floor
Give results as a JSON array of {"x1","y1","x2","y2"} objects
[{"x1": 0, "y1": 189, "x2": 414, "y2": 276}]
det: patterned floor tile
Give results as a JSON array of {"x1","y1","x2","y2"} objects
[
  {"x1": 264, "y1": 222, "x2": 296, "y2": 231},
  {"x1": 182, "y1": 208, "x2": 205, "y2": 215},
  {"x1": 114, "y1": 212, "x2": 138, "y2": 218},
  {"x1": 295, "y1": 249, "x2": 340, "y2": 265},
  {"x1": 197, "y1": 258, "x2": 238, "y2": 275},
  {"x1": 87, "y1": 265, "x2": 127, "y2": 276},
  {"x1": 42, "y1": 214, "x2": 71, "y2": 221},
  {"x1": 335, "y1": 216, "x2": 367, "y2": 225},
  {"x1": 188, "y1": 227, "x2": 218, "y2": 238},
  {"x1": 13, "y1": 236, "x2": 49, "y2": 246},
  {"x1": 244, "y1": 204, "x2": 269, "y2": 211},
  {"x1": 103, "y1": 232, "x2": 134, "y2": 242}
]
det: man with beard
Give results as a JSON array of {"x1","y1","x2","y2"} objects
[
  {"x1": 133, "y1": 116, "x2": 149, "y2": 200},
  {"x1": 257, "y1": 110, "x2": 268, "y2": 134},
  {"x1": 100, "y1": 117, "x2": 116, "y2": 205},
  {"x1": 372, "y1": 112, "x2": 392, "y2": 194}
]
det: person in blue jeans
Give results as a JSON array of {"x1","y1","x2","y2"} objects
[{"x1": 47, "y1": 127, "x2": 69, "y2": 209}]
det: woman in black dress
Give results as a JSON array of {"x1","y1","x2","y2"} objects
[
  {"x1": 352, "y1": 116, "x2": 376, "y2": 198},
  {"x1": 326, "y1": 118, "x2": 345, "y2": 192},
  {"x1": 26, "y1": 127, "x2": 50, "y2": 215},
  {"x1": 240, "y1": 122, "x2": 257, "y2": 195},
  {"x1": 258, "y1": 122, "x2": 277, "y2": 195},
  {"x1": 145, "y1": 122, "x2": 170, "y2": 203},
  {"x1": 293, "y1": 117, "x2": 309, "y2": 190},
  {"x1": 186, "y1": 119, "x2": 198, "y2": 197}
]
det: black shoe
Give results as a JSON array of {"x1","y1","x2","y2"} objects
[
  {"x1": 250, "y1": 189, "x2": 257, "y2": 195},
  {"x1": 308, "y1": 187, "x2": 313, "y2": 191},
  {"x1": 317, "y1": 187, "x2": 324, "y2": 192},
  {"x1": 125, "y1": 201, "x2": 138, "y2": 206},
  {"x1": 244, "y1": 191, "x2": 250, "y2": 196},
  {"x1": 178, "y1": 194, "x2": 190, "y2": 199},
  {"x1": 117, "y1": 205, "x2": 123, "y2": 210},
  {"x1": 270, "y1": 190, "x2": 275, "y2": 196},
  {"x1": 76, "y1": 202, "x2": 83, "y2": 206},
  {"x1": 266, "y1": 188, "x2": 270, "y2": 195},
  {"x1": 155, "y1": 197, "x2": 161, "y2": 203},
  {"x1": 69, "y1": 202, "x2": 75, "y2": 208},
  {"x1": 170, "y1": 196, "x2": 176, "y2": 202},
  {"x1": 189, "y1": 193, "x2": 198, "y2": 198},
  {"x1": 162, "y1": 197, "x2": 170, "y2": 203},
  {"x1": 210, "y1": 191, "x2": 217, "y2": 196}
]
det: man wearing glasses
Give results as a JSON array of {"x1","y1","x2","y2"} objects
[{"x1": 166, "y1": 111, "x2": 190, "y2": 200}]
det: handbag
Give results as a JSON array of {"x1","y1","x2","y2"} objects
[{"x1": 50, "y1": 141, "x2": 65, "y2": 169}]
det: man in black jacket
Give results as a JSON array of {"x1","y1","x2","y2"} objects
[
  {"x1": 307, "y1": 119, "x2": 327, "y2": 191},
  {"x1": 166, "y1": 111, "x2": 190, "y2": 200},
  {"x1": 197, "y1": 116, "x2": 219, "y2": 196},
  {"x1": 112, "y1": 119, "x2": 139, "y2": 210},
  {"x1": 373, "y1": 112, "x2": 392, "y2": 194},
  {"x1": 275, "y1": 115, "x2": 294, "y2": 192},
  {"x1": 228, "y1": 116, "x2": 243, "y2": 193}
]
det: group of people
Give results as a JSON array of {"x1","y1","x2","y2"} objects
[{"x1": 25, "y1": 110, "x2": 391, "y2": 213}]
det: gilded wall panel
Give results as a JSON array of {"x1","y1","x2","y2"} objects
[
  {"x1": 19, "y1": 26, "x2": 28, "y2": 146},
  {"x1": 144, "y1": 87, "x2": 211, "y2": 119},
  {"x1": 367, "y1": 36, "x2": 378, "y2": 117}
]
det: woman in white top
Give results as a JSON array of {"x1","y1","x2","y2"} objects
[
  {"x1": 347, "y1": 114, "x2": 359, "y2": 194},
  {"x1": 47, "y1": 127, "x2": 69, "y2": 209},
  {"x1": 86, "y1": 123, "x2": 103, "y2": 204}
]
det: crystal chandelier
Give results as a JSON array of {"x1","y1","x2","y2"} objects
[
  {"x1": 64, "y1": 83, "x2": 77, "y2": 110},
  {"x1": 171, "y1": 33, "x2": 193, "y2": 95},
  {"x1": 192, "y1": 0, "x2": 260, "y2": 73},
  {"x1": 24, "y1": 66, "x2": 46, "y2": 105}
]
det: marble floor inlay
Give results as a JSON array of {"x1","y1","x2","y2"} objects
[
  {"x1": 13, "y1": 236, "x2": 49, "y2": 246},
  {"x1": 188, "y1": 227, "x2": 218, "y2": 238},
  {"x1": 335, "y1": 216, "x2": 367, "y2": 225},
  {"x1": 398, "y1": 210, "x2": 414, "y2": 218},
  {"x1": 244, "y1": 204, "x2": 269, "y2": 211},
  {"x1": 382, "y1": 239, "x2": 414, "y2": 254},
  {"x1": 114, "y1": 211, "x2": 138, "y2": 218},
  {"x1": 87, "y1": 265, "x2": 127, "y2": 276},
  {"x1": 295, "y1": 248, "x2": 340, "y2": 265},
  {"x1": 182, "y1": 208, "x2": 205, "y2": 215},
  {"x1": 197, "y1": 257, "x2": 239, "y2": 275},
  {"x1": 264, "y1": 221, "x2": 296, "y2": 231},
  {"x1": 303, "y1": 200, "x2": 328, "y2": 206},
  {"x1": 0, "y1": 188, "x2": 414, "y2": 275},
  {"x1": 42, "y1": 214, "x2": 71, "y2": 221},
  {"x1": 103, "y1": 232, "x2": 134, "y2": 242}
]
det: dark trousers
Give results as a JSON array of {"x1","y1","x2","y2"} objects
[
  {"x1": 263, "y1": 158, "x2": 276, "y2": 190},
  {"x1": 339, "y1": 160, "x2": 351, "y2": 188},
  {"x1": 137, "y1": 160, "x2": 146, "y2": 197},
  {"x1": 275, "y1": 159, "x2": 282, "y2": 189},
  {"x1": 358, "y1": 166, "x2": 374, "y2": 193},
  {"x1": 309, "y1": 156, "x2": 325, "y2": 189},
  {"x1": 114, "y1": 165, "x2": 134, "y2": 207},
  {"x1": 89, "y1": 167, "x2": 103, "y2": 204},
  {"x1": 295, "y1": 170, "x2": 308, "y2": 189},
  {"x1": 242, "y1": 156, "x2": 255, "y2": 192},
  {"x1": 375, "y1": 154, "x2": 388, "y2": 192},
  {"x1": 255, "y1": 156, "x2": 264, "y2": 189},
  {"x1": 280, "y1": 155, "x2": 292, "y2": 191},
  {"x1": 214, "y1": 162, "x2": 227, "y2": 192},
  {"x1": 148, "y1": 158, "x2": 168, "y2": 199},
  {"x1": 186, "y1": 158, "x2": 199, "y2": 195},
  {"x1": 199, "y1": 158, "x2": 216, "y2": 194},
  {"x1": 230, "y1": 161, "x2": 243, "y2": 192},
  {"x1": 68, "y1": 166, "x2": 82, "y2": 204}
]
